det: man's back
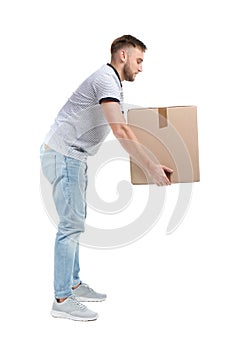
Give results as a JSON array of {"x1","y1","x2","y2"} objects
[{"x1": 44, "y1": 64, "x2": 123, "y2": 160}]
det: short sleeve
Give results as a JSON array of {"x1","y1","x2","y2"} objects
[{"x1": 93, "y1": 73, "x2": 121, "y2": 105}]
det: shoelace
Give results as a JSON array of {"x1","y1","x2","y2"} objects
[
  {"x1": 81, "y1": 283, "x2": 95, "y2": 293},
  {"x1": 68, "y1": 295, "x2": 87, "y2": 310}
]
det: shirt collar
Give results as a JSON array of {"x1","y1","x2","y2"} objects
[{"x1": 107, "y1": 63, "x2": 122, "y2": 87}]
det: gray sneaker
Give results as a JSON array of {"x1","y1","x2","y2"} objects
[
  {"x1": 51, "y1": 295, "x2": 98, "y2": 321},
  {"x1": 73, "y1": 283, "x2": 107, "y2": 302}
]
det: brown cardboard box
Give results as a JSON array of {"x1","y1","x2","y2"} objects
[{"x1": 127, "y1": 106, "x2": 200, "y2": 184}]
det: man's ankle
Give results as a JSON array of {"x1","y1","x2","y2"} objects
[
  {"x1": 56, "y1": 297, "x2": 68, "y2": 303},
  {"x1": 72, "y1": 282, "x2": 81, "y2": 290}
]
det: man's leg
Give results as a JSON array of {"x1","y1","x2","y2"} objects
[
  {"x1": 41, "y1": 147, "x2": 98, "y2": 320},
  {"x1": 52, "y1": 154, "x2": 88, "y2": 301}
]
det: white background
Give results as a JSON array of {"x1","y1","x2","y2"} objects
[{"x1": 1, "y1": 0, "x2": 233, "y2": 349}]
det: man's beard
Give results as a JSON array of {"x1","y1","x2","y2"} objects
[{"x1": 123, "y1": 62, "x2": 136, "y2": 82}]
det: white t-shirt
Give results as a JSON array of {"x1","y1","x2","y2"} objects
[{"x1": 44, "y1": 64, "x2": 124, "y2": 160}]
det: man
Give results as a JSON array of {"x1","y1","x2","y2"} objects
[{"x1": 40, "y1": 35, "x2": 172, "y2": 322}]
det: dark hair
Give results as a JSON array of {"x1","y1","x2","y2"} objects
[{"x1": 111, "y1": 35, "x2": 147, "y2": 55}]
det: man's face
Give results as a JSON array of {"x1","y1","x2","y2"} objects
[{"x1": 123, "y1": 47, "x2": 144, "y2": 82}]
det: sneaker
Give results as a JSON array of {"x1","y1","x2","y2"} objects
[
  {"x1": 73, "y1": 282, "x2": 107, "y2": 302},
  {"x1": 51, "y1": 295, "x2": 98, "y2": 321}
]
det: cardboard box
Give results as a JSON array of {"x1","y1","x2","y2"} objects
[{"x1": 127, "y1": 106, "x2": 200, "y2": 184}]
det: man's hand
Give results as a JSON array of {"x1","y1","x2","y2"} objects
[{"x1": 147, "y1": 163, "x2": 173, "y2": 186}]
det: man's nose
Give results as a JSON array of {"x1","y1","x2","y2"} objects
[{"x1": 138, "y1": 64, "x2": 143, "y2": 72}]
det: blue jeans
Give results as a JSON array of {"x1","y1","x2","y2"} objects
[{"x1": 40, "y1": 145, "x2": 88, "y2": 299}]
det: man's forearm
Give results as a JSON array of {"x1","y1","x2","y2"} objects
[
  {"x1": 101, "y1": 102, "x2": 172, "y2": 185},
  {"x1": 112, "y1": 123, "x2": 155, "y2": 171}
]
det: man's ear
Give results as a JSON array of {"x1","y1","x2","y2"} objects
[{"x1": 119, "y1": 49, "x2": 127, "y2": 63}]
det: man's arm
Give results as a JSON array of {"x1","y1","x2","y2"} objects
[{"x1": 101, "y1": 102, "x2": 173, "y2": 186}]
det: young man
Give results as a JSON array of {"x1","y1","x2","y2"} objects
[{"x1": 40, "y1": 35, "x2": 172, "y2": 322}]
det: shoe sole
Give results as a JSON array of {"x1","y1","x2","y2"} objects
[
  {"x1": 51, "y1": 310, "x2": 98, "y2": 321},
  {"x1": 75, "y1": 297, "x2": 106, "y2": 302}
]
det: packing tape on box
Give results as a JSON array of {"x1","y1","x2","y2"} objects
[{"x1": 158, "y1": 107, "x2": 168, "y2": 128}]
